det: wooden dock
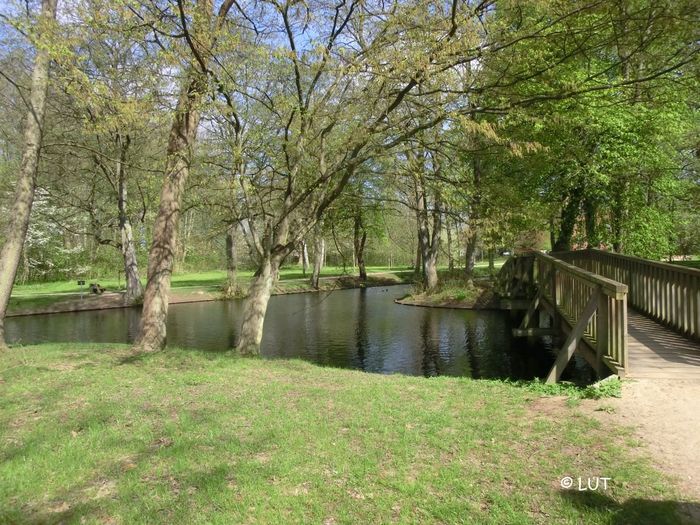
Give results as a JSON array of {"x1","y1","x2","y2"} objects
[{"x1": 627, "y1": 310, "x2": 700, "y2": 380}]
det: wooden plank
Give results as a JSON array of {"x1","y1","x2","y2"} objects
[
  {"x1": 585, "y1": 248, "x2": 700, "y2": 277},
  {"x1": 519, "y1": 294, "x2": 540, "y2": 330},
  {"x1": 597, "y1": 293, "x2": 609, "y2": 377},
  {"x1": 546, "y1": 291, "x2": 600, "y2": 383},
  {"x1": 532, "y1": 252, "x2": 628, "y2": 298},
  {"x1": 554, "y1": 249, "x2": 699, "y2": 342}
]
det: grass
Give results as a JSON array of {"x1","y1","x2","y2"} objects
[
  {"x1": 11, "y1": 266, "x2": 411, "y2": 295},
  {"x1": 498, "y1": 377, "x2": 623, "y2": 400},
  {"x1": 401, "y1": 279, "x2": 487, "y2": 308},
  {"x1": 0, "y1": 344, "x2": 687, "y2": 524},
  {"x1": 7, "y1": 266, "x2": 413, "y2": 313},
  {"x1": 672, "y1": 260, "x2": 700, "y2": 270},
  {"x1": 399, "y1": 262, "x2": 505, "y2": 308}
]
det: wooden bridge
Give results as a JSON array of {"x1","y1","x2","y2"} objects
[{"x1": 497, "y1": 249, "x2": 700, "y2": 382}]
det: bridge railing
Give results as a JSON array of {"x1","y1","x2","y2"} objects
[
  {"x1": 498, "y1": 251, "x2": 629, "y2": 378},
  {"x1": 555, "y1": 249, "x2": 700, "y2": 341}
]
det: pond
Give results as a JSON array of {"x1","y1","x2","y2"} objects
[{"x1": 5, "y1": 285, "x2": 594, "y2": 381}]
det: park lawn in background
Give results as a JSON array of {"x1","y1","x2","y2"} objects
[
  {"x1": 9, "y1": 259, "x2": 503, "y2": 299},
  {"x1": 672, "y1": 260, "x2": 700, "y2": 270},
  {"x1": 6, "y1": 267, "x2": 414, "y2": 313},
  {"x1": 6, "y1": 262, "x2": 504, "y2": 314},
  {"x1": 9, "y1": 266, "x2": 413, "y2": 296},
  {"x1": 0, "y1": 344, "x2": 685, "y2": 525}
]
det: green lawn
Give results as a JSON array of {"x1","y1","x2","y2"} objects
[
  {"x1": 11, "y1": 266, "x2": 410, "y2": 296},
  {"x1": 672, "y1": 260, "x2": 700, "y2": 270},
  {"x1": 7, "y1": 262, "x2": 505, "y2": 313},
  {"x1": 0, "y1": 344, "x2": 685, "y2": 524},
  {"x1": 10, "y1": 260, "x2": 504, "y2": 297},
  {"x1": 7, "y1": 266, "x2": 414, "y2": 312}
]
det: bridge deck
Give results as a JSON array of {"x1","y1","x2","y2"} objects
[{"x1": 627, "y1": 310, "x2": 700, "y2": 380}]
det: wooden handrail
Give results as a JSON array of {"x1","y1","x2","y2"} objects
[
  {"x1": 555, "y1": 248, "x2": 700, "y2": 277},
  {"x1": 555, "y1": 248, "x2": 699, "y2": 341},
  {"x1": 530, "y1": 251, "x2": 628, "y2": 299},
  {"x1": 499, "y1": 251, "x2": 629, "y2": 380}
]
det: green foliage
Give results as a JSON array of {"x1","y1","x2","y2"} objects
[{"x1": 499, "y1": 378, "x2": 623, "y2": 400}]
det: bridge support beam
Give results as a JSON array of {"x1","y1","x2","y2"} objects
[
  {"x1": 497, "y1": 252, "x2": 629, "y2": 381},
  {"x1": 546, "y1": 290, "x2": 601, "y2": 383}
]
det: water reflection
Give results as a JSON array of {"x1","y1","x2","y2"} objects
[
  {"x1": 5, "y1": 285, "x2": 593, "y2": 381},
  {"x1": 354, "y1": 288, "x2": 368, "y2": 371}
]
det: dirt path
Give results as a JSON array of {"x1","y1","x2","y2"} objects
[{"x1": 581, "y1": 379, "x2": 700, "y2": 503}]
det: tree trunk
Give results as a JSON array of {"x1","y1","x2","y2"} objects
[
  {"x1": 120, "y1": 216, "x2": 142, "y2": 304},
  {"x1": 414, "y1": 212, "x2": 423, "y2": 277},
  {"x1": 133, "y1": 70, "x2": 206, "y2": 352},
  {"x1": 224, "y1": 223, "x2": 237, "y2": 295},
  {"x1": 446, "y1": 219, "x2": 454, "y2": 271},
  {"x1": 552, "y1": 188, "x2": 581, "y2": 252},
  {"x1": 464, "y1": 228, "x2": 478, "y2": 278},
  {"x1": 237, "y1": 256, "x2": 277, "y2": 356},
  {"x1": 423, "y1": 252, "x2": 439, "y2": 290},
  {"x1": 0, "y1": 0, "x2": 57, "y2": 349},
  {"x1": 310, "y1": 225, "x2": 325, "y2": 289},
  {"x1": 301, "y1": 241, "x2": 309, "y2": 276},
  {"x1": 116, "y1": 134, "x2": 143, "y2": 305},
  {"x1": 465, "y1": 157, "x2": 481, "y2": 278},
  {"x1": 132, "y1": 0, "x2": 232, "y2": 352},
  {"x1": 414, "y1": 173, "x2": 441, "y2": 292},
  {"x1": 549, "y1": 216, "x2": 557, "y2": 251},
  {"x1": 611, "y1": 183, "x2": 627, "y2": 253},
  {"x1": 583, "y1": 196, "x2": 598, "y2": 248},
  {"x1": 354, "y1": 213, "x2": 368, "y2": 280}
]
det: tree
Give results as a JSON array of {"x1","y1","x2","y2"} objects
[
  {"x1": 134, "y1": 0, "x2": 235, "y2": 352},
  {"x1": 0, "y1": 0, "x2": 58, "y2": 349}
]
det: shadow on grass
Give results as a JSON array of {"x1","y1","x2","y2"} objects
[
  {"x1": 115, "y1": 346, "x2": 242, "y2": 366},
  {"x1": 0, "y1": 397, "x2": 267, "y2": 524},
  {"x1": 561, "y1": 489, "x2": 700, "y2": 525}
]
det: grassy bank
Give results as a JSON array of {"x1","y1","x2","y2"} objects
[
  {"x1": 398, "y1": 261, "x2": 505, "y2": 309},
  {"x1": 0, "y1": 344, "x2": 687, "y2": 524},
  {"x1": 398, "y1": 278, "x2": 496, "y2": 309},
  {"x1": 7, "y1": 266, "x2": 413, "y2": 314},
  {"x1": 11, "y1": 266, "x2": 411, "y2": 296}
]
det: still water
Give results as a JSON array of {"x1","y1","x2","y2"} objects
[{"x1": 5, "y1": 285, "x2": 593, "y2": 381}]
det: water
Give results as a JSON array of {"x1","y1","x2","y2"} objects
[{"x1": 5, "y1": 285, "x2": 594, "y2": 380}]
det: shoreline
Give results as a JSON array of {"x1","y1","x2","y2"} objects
[
  {"x1": 393, "y1": 296, "x2": 501, "y2": 310},
  {"x1": 7, "y1": 272, "x2": 409, "y2": 318},
  {"x1": 394, "y1": 279, "x2": 499, "y2": 311}
]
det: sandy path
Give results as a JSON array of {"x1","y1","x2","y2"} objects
[{"x1": 581, "y1": 378, "x2": 700, "y2": 504}]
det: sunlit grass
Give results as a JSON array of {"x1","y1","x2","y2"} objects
[
  {"x1": 7, "y1": 266, "x2": 414, "y2": 312},
  {"x1": 10, "y1": 266, "x2": 413, "y2": 296},
  {"x1": 0, "y1": 344, "x2": 687, "y2": 524}
]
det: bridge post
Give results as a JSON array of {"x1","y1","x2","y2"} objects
[
  {"x1": 550, "y1": 266, "x2": 560, "y2": 332},
  {"x1": 596, "y1": 291, "x2": 609, "y2": 378}
]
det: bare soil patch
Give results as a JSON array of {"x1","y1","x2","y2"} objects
[{"x1": 579, "y1": 378, "x2": 700, "y2": 502}]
